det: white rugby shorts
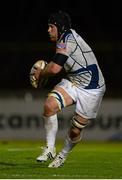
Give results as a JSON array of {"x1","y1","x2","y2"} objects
[{"x1": 56, "y1": 78, "x2": 105, "y2": 119}]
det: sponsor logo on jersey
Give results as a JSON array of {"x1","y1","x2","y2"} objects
[{"x1": 56, "y1": 41, "x2": 66, "y2": 49}]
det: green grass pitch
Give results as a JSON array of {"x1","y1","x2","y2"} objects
[{"x1": 0, "y1": 140, "x2": 122, "y2": 179}]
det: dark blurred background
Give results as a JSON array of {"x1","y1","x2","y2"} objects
[{"x1": 0, "y1": 0, "x2": 121, "y2": 97}]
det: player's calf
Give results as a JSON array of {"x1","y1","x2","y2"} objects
[{"x1": 69, "y1": 114, "x2": 89, "y2": 141}]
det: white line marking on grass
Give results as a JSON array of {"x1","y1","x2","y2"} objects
[
  {"x1": 53, "y1": 174, "x2": 85, "y2": 178},
  {"x1": 7, "y1": 148, "x2": 36, "y2": 151}
]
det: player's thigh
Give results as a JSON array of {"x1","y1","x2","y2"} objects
[
  {"x1": 54, "y1": 86, "x2": 74, "y2": 106},
  {"x1": 44, "y1": 86, "x2": 74, "y2": 112}
]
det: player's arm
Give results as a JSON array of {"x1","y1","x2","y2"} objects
[
  {"x1": 41, "y1": 40, "x2": 69, "y2": 75},
  {"x1": 41, "y1": 61, "x2": 62, "y2": 77},
  {"x1": 35, "y1": 53, "x2": 68, "y2": 80},
  {"x1": 32, "y1": 37, "x2": 69, "y2": 82},
  {"x1": 30, "y1": 59, "x2": 64, "y2": 88}
]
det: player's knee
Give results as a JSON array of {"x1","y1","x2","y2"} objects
[
  {"x1": 44, "y1": 101, "x2": 53, "y2": 116},
  {"x1": 43, "y1": 97, "x2": 59, "y2": 117}
]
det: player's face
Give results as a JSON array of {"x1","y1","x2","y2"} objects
[{"x1": 48, "y1": 24, "x2": 58, "y2": 42}]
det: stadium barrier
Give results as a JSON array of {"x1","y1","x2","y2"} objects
[{"x1": 0, "y1": 96, "x2": 122, "y2": 141}]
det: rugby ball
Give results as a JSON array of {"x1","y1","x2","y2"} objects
[
  {"x1": 30, "y1": 60, "x2": 47, "y2": 88},
  {"x1": 34, "y1": 60, "x2": 47, "y2": 70}
]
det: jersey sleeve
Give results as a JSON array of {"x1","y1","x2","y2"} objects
[
  {"x1": 53, "y1": 31, "x2": 77, "y2": 66},
  {"x1": 53, "y1": 53, "x2": 68, "y2": 66}
]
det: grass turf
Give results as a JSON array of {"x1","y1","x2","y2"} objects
[{"x1": 0, "y1": 140, "x2": 122, "y2": 179}]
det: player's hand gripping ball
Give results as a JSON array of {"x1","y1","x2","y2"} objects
[{"x1": 30, "y1": 60, "x2": 47, "y2": 88}]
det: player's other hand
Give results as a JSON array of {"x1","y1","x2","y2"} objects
[
  {"x1": 30, "y1": 66, "x2": 42, "y2": 88},
  {"x1": 30, "y1": 60, "x2": 47, "y2": 88},
  {"x1": 30, "y1": 65, "x2": 42, "y2": 81}
]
